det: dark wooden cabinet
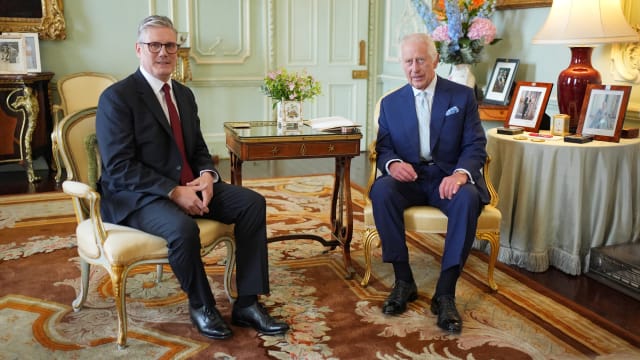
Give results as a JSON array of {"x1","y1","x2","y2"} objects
[{"x1": 0, "y1": 72, "x2": 54, "y2": 182}]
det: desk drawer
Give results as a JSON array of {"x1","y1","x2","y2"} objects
[{"x1": 246, "y1": 141, "x2": 360, "y2": 160}]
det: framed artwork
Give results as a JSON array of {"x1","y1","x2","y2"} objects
[
  {"x1": 484, "y1": 58, "x2": 519, "y2": 105},
  {"x1": 504, "y1": 81, "x2": 553, "y2": 132},
  {"x1": 0, "y1": 0, "x2": 66, "y2": 40},
  {"x1": 496, "y1": 0, "x2": 552, "y2": 9},
  {"x1": 5, "y1": 33, "x2": 41, "y2": 72},
  {"x1": 577, "y1": 84, "x2": 631, "y2": 142},
  {"x1": 433, "y1": 0, "x2": 551, "y2": 10},
  {"x1": 22, "y1": 33, "x2": 41, "y2": 72},
  {"x1": 0, "y1": 35, "x2": 27, "y2": 74}
]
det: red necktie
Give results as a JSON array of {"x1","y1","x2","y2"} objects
[{"x1": 162, "y1": 83, "x2": 194, "y2": 185}]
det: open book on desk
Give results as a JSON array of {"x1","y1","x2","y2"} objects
[{"x1": 304, "y1": 116, "x2": 361, "y2": 132}]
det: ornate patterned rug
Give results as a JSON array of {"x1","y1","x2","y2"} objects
[{"x1": 1, "y1": 175, "x2": 638, "y2": 359}]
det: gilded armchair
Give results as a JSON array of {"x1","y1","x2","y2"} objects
[
  {"x1": 360, "y1": 93, "x2": 502, "y2": 291},
  {"x1": 55, "y1": 107, "x2": 236, "y2": 349},
  {"x1": 52, "y1": 72, "x2": 117, "y2": 182}
]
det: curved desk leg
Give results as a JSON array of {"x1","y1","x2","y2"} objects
[
  {"x1": 332, "y1": 156, "x2": 355, "y2": 279},
  {"x1": 229, "y1": 151, "x2": 243, "y2": 186}
]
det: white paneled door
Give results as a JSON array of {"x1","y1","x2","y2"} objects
[{"x1": 275, "y1": 0, "x2": 370, "y2": 144}]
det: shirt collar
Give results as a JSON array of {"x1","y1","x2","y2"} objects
[
  {"x1": 139, "y1": 66, "x2": 170, "y2": 94},
  {"x1": 412, "y1": 76, "x2": 437, "y2": 97}
]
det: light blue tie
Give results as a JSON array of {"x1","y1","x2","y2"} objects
[{"x1": 416, "y1": 91, "x2": 431, "y2": 160}]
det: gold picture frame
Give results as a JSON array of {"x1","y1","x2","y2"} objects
[
  {"x1": 496, "y1": 0, "x2": 552, "y2": 10},
  {"x1": 432, "y1": 0, "x2": 551, "y2": 11},
  {"x1": 0, "y1": 0, "x2": 66, "y2": 40}
]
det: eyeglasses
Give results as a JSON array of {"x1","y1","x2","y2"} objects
[{"x1": 139, "y1": 42, "x2": 179, "y2": 54}]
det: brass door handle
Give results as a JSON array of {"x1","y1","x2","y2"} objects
[{"x1": 353, "y1": 40, "x2": 368, "y2": 79}]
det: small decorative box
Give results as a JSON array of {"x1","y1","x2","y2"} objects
[
  {"x1": 621, "y1": 128, "x2": 639, "y2": 139},
  {"x1": 551, "y1": 114, "x2": 570, "y2": 136}
]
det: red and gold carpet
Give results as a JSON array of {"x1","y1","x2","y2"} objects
[{"x1": 1, "y1": 175, "x2": 638, "y2": 359}]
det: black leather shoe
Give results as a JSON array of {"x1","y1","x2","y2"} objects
[
  {"x1": 231, "y1": 302, "x2": 289, "y2": 335},
  {"x1": 382, "y1": 280, "x2": 418, "y2": 315},
  {"x1": 189, "y1": 305, "x2": 233, "y2": 340},
  {"x1": 430, "y1": 295, "x2": 462, "y2": 333}
]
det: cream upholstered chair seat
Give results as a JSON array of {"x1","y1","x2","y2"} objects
[
  {"x1": 56, "y1": 107, "x2": 236, "y2": 349},
  {"x1": 360, "y1": 92, "x2": 501, "y2": 291},
  {"x1": 73, "y1": 217, "x2": 233, "y2": 265},
  {"x1": 52, "y1": 72, "x2": 117, "y2": 182}
]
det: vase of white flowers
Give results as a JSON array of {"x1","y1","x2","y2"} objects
[
  {"x1": 413, "y1": 0, "x2": 500, "y2": 88},
  {"x1": 261, "y1": 68, "x2": 321, "y2": 131}
]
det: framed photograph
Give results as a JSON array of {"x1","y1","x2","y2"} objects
[
  {"x1": 504, "y1": 81, "x2": 553, "y2": 132},
  {"x1": 0, "y1": 35, "x2": 27, "y2": 74},
  {"x1": 577, "y1": 84, "x2": 631, "y2": 142},
  {"x1": 5, "y1": 33, "x2": 41, "y2": 72},
  {"x1": 484, "y1": 58, "x2": 519, "y2": 105}
]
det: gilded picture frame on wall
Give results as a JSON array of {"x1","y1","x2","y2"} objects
[
  {"x1": 577, "y1": 84, "x2": 631, "y2": 143},
  {"x1": 495, "y1": 0, "x2": 552, "y2": 9},
  {"x1": 0, "y1": 0, "x2": 66, "y2": 40},
  {"x1": 431, "y1": 0, "x2": 552, "y2": 11}
]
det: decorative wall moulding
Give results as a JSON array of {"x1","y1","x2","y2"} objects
[
  {"x1": 189, "y1": 0, "x2": 252, "y2": 65},
  {"x1": 0, "y1": 0, "x2": 66, "y2": 40},
  {"x1": 610, "y1": 25, "x2": 640, "y2": 84}
]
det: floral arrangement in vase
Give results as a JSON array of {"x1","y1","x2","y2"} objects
[
  {"x1": 261, "y1": 68, "x2": 321, "y2": 131},
  {"x1": 412, "y1": 0, "x2": 500, "y2": 65},
  {"x1": 261, "y1": 68, "x2": 321, "y2": 105}
]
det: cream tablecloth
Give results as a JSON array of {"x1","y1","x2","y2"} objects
[{"x1": 486, "y1": 128, "x2": 640, "y2": 275}]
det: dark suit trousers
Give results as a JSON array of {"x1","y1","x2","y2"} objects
[
  {"x1": 369, "y1": 163, "x2": 483, "y2": 272},
  {"x1": 122, "y1": 181, "x2": 269, "y2": 308}
]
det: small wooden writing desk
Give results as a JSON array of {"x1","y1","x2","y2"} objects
[{"x1": 224, "y1": 121, "x2": 362, "y2": 278}]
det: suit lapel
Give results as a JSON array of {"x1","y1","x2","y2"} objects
[
  {"x1": 430, "y1": 77, "x2": 451, "y2": 149},
  {"x1": 397, "y1": 85, "x2": 421, "y2": 157},
  {"x1": 133, "y1": 70, "x2": 173, "y2": 137}
]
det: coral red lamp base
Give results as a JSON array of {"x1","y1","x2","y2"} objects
[{"x1": 556, "y1": 47, "x2": 602, "y2": 132}]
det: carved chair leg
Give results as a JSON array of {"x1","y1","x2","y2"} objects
[
  {"x1": 477, "y1": 232, "x2": 500, "y2": 291},
  {"x1": 360, "y1": 228, "x2": 379, "y2": 287},
  {"x1": 222, "y1": 238, "x2": 237, "y2": 303},
  {"x1": 155, "y1": 264, "x2": 164, "y2": 284},
  {"x1": 72, "y1": 259, "x2": 90, "y2": 311},
  {"x1": 110, "y1": 265, "x2": 128, "y2": 349}
]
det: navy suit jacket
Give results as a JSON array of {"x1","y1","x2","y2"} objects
[
  {"x1": 96, "y1": 69, "x2": 216, "y2": 223},
  {"x1": 376, "y1": 78, "x2": 489, "y2": 204}
]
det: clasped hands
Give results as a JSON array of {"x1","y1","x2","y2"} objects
[
  {"x1": 169, "y1": 172, "x2": 215, "y2": 216},
  {"x1": 388, "y1": 161, "x2": 467, "y2": 200}
]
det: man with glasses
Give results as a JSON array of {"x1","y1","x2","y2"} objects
[{"x1": 96, "y1": 15, "x2": 289, "y2": 340}]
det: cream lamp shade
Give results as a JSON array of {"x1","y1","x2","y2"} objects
[{"x1": 532, "y1": 0, "x2": 639, "y2": 46}]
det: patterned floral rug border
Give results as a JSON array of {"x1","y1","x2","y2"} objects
[{"x1": 0, "y1": 174, "x2": 638, "y2": 359}]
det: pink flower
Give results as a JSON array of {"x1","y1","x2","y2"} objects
[
  {"x1": 467, "y1": 17, "x2": 496, "y2": 44},
  {"x1": 431, "y1": 25, "x2": 451, "y2": 42}
]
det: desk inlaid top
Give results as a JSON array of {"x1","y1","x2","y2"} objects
[{"x1": 224, "y1": 121, "x2": 362, "y2": 143}]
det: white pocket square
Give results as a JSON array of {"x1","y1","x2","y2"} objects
[{"x1": 446, "y1": 106, "x2": 459, "y2": 116}]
